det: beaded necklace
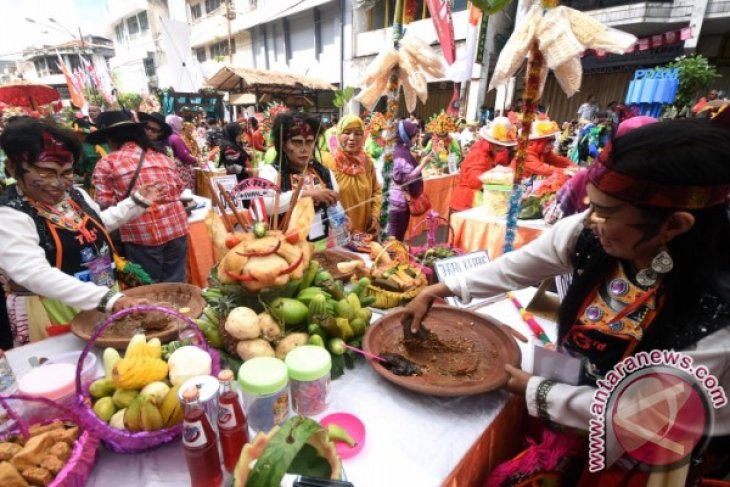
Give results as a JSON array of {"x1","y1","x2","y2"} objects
[{"x1": 25, "y1": 195, "x2": 96, "y2": 243}]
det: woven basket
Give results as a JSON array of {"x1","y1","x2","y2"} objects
[
  {"x1": 364, "y1": 283, "x2": 426, "y2": 309},
  {"x1": 0, "y1": 394, "x2": 100, "y2": 487},
  {"x1": 74, "y1": 304, "x2": 220, "y2": 454},
  {"x1": 368, "y1": 240, "x2": 426, "y2": 308}
]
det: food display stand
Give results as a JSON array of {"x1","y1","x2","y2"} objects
[{"x1": 6, "y1": 288, "x2": 552, "y2": 486}]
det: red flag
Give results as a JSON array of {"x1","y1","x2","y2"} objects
[
  {"x1": 651, "y1": 35, "x2": 664, "y2": 48},
  {"x1": 680, "y1": 27, "x2": 692, "y2": 40},
  {"x1": 426, "y1": 0, "x2": 456, "y2": 65},
  {"x1": 56, "y1": 52, "x2": 86, "y2": 109},
  {"x1": 638, "y1": 38, "x2": 650, "y2": 51},
  {"x1": 665, "y1": 31, "x2": 677, "y2": 45}
]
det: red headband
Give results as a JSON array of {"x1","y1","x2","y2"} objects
[
  {"x1": 286, "y1": 117, "x2": 314, "y2": 139},
  {"x1": 587, "y1": 144, "x2": 730, "y2": 210},
  {"x1": 32, "y1": 131, "x2": 74, "y2": 165}
]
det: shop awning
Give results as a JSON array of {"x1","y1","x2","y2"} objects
[
  {"x1": 229, "y1": 93, "x2": 257, "y2": 105},
  {"x1": 205, "y1": 66, "x2": 335, "y2": 96}
]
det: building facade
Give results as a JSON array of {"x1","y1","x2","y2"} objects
[
  {"x1": 22, "y1": 37, "x2": 115, "y2": 102},
  {"x1": 536, "y1": 0, "x2": 730, "y2": 123}
]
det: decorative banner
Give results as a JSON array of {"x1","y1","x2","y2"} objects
[
  {"x1": 56, "y1": 52, "x2": 86, "y2": 110},
  {"x1": 426, "y1": 0, "x2": 456, "y2": 65},
  {"x1": 448, "y1": 5, "x2": 482, "y2": 83},
  {"x1": 592, "y1": 26, "x2": 692, "y2": 58},
  {"x1": 624, "y1": 67, "x2": 679, "y2": 117},
  {"x1": 231, "y1": 177, "x2": 279, "y2": 201}
]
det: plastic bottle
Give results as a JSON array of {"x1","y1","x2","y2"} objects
[
  {"x1": 326, "y1": 202, "x2": 350, "y2": 248},
  {"x1": 182, "y1": 386, "x2": 223, "y2": 487},
  {"x1": 217, "y1": 369, "x2": 249, "y2": 473}
]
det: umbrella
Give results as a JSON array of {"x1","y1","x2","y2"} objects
[{"x1": 0, "y1": 82, "x2": 60, "y2": 110}]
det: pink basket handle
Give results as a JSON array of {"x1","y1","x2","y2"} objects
[
  {"x1": 75, "y1": 304, "x2": 211, "y2": 401},
  {"x1": 0, "y1": 393, "x2": 80, "y2": 440}
]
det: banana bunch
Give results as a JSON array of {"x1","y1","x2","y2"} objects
[
  {"x1": 113, "y1": 355, "x2": 169, "y2": 390},
  {"x1": 306, "y1": 288, "x2": 373, "y2": 356}
]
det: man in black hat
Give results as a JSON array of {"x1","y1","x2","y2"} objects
[{"x1": 90, "y1": 111, "x2": 190, "y2": 283}]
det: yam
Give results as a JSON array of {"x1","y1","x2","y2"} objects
[
  {"x1": 275, "y1": 333, "x2": 309, "y2": 360},
  {"x1": 237, "y1": 339, "x2": 276, "y2": 361}
]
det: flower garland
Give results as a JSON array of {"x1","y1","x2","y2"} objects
[{"x1": 503, "y1": 41, "x2": 543, "y2": 253}]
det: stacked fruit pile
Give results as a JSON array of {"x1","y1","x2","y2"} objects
[
  {"x1": 88, "y1": 335, "x2": 212, "y2": 432},
  {"x1": 425, "y1": 111, "x2": 458, "y2": 136},
  {"x1": 201, "y1": 261, "x2": 375, "y2": 378}
]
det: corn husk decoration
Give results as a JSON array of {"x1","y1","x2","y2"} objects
[
  {"x1": 489, "y1": 4, "x2": 637, "y2": 97},
  {"x1": 355, "y1": 33, "x2": 446, "y2": 114}
]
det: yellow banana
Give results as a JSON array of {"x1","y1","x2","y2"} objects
[{"x1": 113, "y1": 357, "x2": 169, "y2": 390}]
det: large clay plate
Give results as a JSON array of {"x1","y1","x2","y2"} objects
[
  {"x1": 70, "y1": 283, "x2": 205, "y2": 349},
  {"x1": 362, "y1": 305, "x2": 521, "y2": 396},
  {"x1": 312, "y1": 249, "x2": 364, "y2": 281}
]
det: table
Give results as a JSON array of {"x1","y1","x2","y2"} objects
[
  {"x1": 450, "y1": 207, "x2": 552, "y2": 259},
  {"x1": 185, "y1": 197, "x2": 217, "y2": 288},
  {"x1": 5, "y1": 288, "x2": 555, "y2": 486},
  {"x1": 406, "y1": 173, "x2": 459, "y2": 240}
]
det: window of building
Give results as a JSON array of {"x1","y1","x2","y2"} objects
[
  {"x1": 209, "y1": 39, "x2": 234, "y2": 59},
  {"x1": 190, "y1": 3, "x2": 202, "y2": 19},
  {"x1": 205, "y1": 0, "x2": 223, "y2": 14},
  {"x1": 114, "y1": 23, "x2": 125, "y2": 43},
  {"x1": 368, "y1": 0, "x2": 467, "y2": 31},
  {"x1": 139, "y1": 11, "x2": 149, "y2": 31},
  {"x1": 195, "y1": 47, "x2": 207, "y2": 62},
  {"x1": 47, "y1": 56, "x2": 62, "y2": 75},
  {"x1": 34, "y1": 59, "x2": 47, "y2": 77},
  {"x1": 143, "y1": 53, "x2": 156, "y2": 77},
  {"x1": 127, "y1": 15, "x2": 140, "y2": 36}
]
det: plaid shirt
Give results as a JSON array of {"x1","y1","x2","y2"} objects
[{"x1": 93, "y1": 142, "x2": 189, "y2": 246}]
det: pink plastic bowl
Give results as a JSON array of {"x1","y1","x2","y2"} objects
[{"x1": 320, "y1": 412, "x2": 366, "y2": 460}]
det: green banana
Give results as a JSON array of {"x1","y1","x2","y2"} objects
[
  {"x1": 307, "y1": 294, "x2": 328, "y2": 324},
  {"x1": 327, "y1": 423, "x2": 357, "y2": 448},
  {"x1": 359, "y1": 295, "x2": 376, "y2": 307},
  {"x1": 299, "y1": 261, "x2": 320, "y2": 291},
  {"x1": 202, "y1": 306, "x2": 221, "y2": 324},
  {"x1": 351, "y1": 277, "x2": 371, "y2": 299}
]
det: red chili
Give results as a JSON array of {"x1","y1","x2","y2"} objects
[
  {"x1": 235, "y1": 240, "x2": 281, "y2": 258},
  {"x1": 278, "y1": 253, "x2": 304, "y2": 276},
  {"x1": 225, "y1": 270, "x2": 256, "y2": 282}
]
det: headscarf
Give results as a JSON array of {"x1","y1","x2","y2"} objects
[
  {"x1": 166, "y1": 114, "x2": 183, "y2": 134},
  {"x1": 334, "y1": 115, "x2": 369, "y2": 176},
  {"x1": 396, "y1": 120, "x2": 418, "y2": 147}
]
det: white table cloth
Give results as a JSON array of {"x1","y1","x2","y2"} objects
[{"x1": 5, "y1": 288, "x2": 555, "y2": 486}]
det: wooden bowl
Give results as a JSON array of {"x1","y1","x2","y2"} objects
[
  {"x1": 362, "y1": 305, "x2": 521, "y2": 396},
  {"x1": 70, "y1": 283, "x2": 205, "y2": 349},
  {"x1": 312, "y1": 249, "x2": 364, "y2": 281}
]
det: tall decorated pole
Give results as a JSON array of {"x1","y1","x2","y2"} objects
[
  {"x1": 378, "y1": 0, "x2": 406, "y2": 240},
  {"x1": 488, "y1": 0, "x2": 636, "y2": 253},
  {"x1": 503, "y1": 41, "x2": 543, "y2": 253}
]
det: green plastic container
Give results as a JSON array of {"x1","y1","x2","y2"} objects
[
  {"x1": 285, "y1": 346, "x2": 332, "y2": 416},
  {"x1": 238, "y1": 357, "x2": 289, "y2": 432}
]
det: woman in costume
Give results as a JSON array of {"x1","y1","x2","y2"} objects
[
  {"x1": 166, "y1": 114, "x2": 199, "y2": 190},
  {"x1": 138, "y1": 111, "x2": 173, "y2": 155},
  {"x1": 259, "y1": 112, "x2": 339, "y2": 244},
  {"x1": 449, "y1": 117, "x2": 516, "y2": 214},
  {"x1": 387, "y1": 119, "x2": 433, "y2": 241},
  {"x1": 218, "y1": 122, "x2": 252, "y2": 182},
  {"x1": 423, "y1": 112, "x2": 461, "y2": 172},
  {"x1": 404, "y1": 116, "x2": 730, "y2": 484},
  {"x1": 0, "y1": 119, "x2": 162, "y2": 346},
  {"x1": 514, "y1": 117, "x2": 578, "y2": 179},
  {"x1": 323, "y1": 115, "x2": 382, "y2": 236}
]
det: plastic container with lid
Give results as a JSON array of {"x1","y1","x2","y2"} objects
[
  {"x1": 237, "y1": 357, "x2": 289, "y2": 433},
  {"x1": 18, "y1": 363, "x2": 76, "y2": 423},
  {"x1": 285, "y1": 345, "x2": 332, "y2": 416}
]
